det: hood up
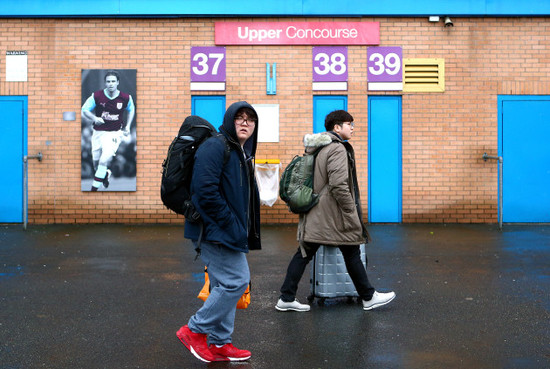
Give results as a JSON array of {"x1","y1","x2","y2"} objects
[{"x1": 220, "y1": 101, "x2": 259, "y2": 158}]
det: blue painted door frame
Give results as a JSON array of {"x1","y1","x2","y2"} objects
[
  {"x1": 368, "y1": 96, "x2": 402, "y2": 223},
  {"x1": 191, "y1": 96, "x2": 226, "y2": 128},
  {"x1": 499, "y1": 95, "x2": 550, "y2": 222},
  {"x1": 0, "y1": 96, "x2": 27, "y2": 223}
]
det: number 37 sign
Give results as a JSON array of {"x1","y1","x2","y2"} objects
[{"x1": 190, "y1": 46, "x2": 226, "y2": 91}]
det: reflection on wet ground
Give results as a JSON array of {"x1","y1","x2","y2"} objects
[{"x1": 1, "y1": 224, "x2": 548, "y2": 368}]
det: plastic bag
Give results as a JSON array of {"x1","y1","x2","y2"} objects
[{"x1": 255, "y1": 162, "x2": 281, "y2": 207}]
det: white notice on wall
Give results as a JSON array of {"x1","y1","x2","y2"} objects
[
  {"x1": 6, "y1": 51, "x2": 28, "y2": 82},
  {"x1": 253, "y1": 104, "x2": 279, "y2": 143}
]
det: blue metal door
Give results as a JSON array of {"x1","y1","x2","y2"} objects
[
  {"x1": 0, "y1": 96, "x2": 27, "y2": 223},
  {"x1": 500, "y1": 96, "x2": 550, "y2": 222},
  {"x1": 368, "y1": 96, "x2": 402, "y2": 223},
  {"x1": 191, "y1": 96, "x2": 226, "y2": 127},
  {"x1": 313, "y1": 96, "x2": 347, "y2": 133}
]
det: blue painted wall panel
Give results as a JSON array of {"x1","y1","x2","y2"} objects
[
  {"x1": 122, "y1": 0, "x2": 302, "y2": 16},
  {"x1": 1, "y1": 0, "x2": 548, "y2": 17},
  {"x1": 369, "y1": 96, "x2": 402, "y2": 223},
  {"x1": 191, "y1": 96, "x2": 226, "y2": 129},
  {"x1": 500, "y1": 96, "x2": 550, "y2": 222},
  {"x1": 313, "y1": 96, "x2": 347, "y2": 134},
  {"x1": 0, "y1": 97, "x2": 26, "y2": 223},
  {"x1": 2, "y1": 0, "x2": 120, "y2": 16},
  {"x1": 303, "y1": 0, "x2": 487, "y2": 16}
]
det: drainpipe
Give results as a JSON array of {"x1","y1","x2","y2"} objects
[
  {"x1": 23, "y1": 152, "x2": 43, "y2": 230},
  {"x1": 482, "y1": 152, "x2": 503, "y2": 230}
]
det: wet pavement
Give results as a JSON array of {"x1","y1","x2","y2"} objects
[{"x1": 1, "y1": 223, "x2": 549, "y2": 369}]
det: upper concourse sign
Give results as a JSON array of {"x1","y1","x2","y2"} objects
[{"x1": 215, "y1": 21, "x2": 379, "y2": 45}]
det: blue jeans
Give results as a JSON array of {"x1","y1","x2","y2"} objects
[{"x1": 188, "y1": 241, "x2": 250, "y2": 345}]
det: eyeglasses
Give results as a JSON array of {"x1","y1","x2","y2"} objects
[
  {"x1": 342, "y1": 122, "x2": 355, "y2": 128},
  {"x1": 234, "y1": 116, "x2": 256, "y2": 126}
]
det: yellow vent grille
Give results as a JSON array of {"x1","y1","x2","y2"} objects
[{"x1": 403, "y1": 58, "x2": 445, "y2": 92}]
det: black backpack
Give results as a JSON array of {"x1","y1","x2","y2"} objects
[{"x1": 160, "y1": 115, "x2": 229, "y2": 221}]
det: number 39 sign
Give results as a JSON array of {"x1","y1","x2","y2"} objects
[
  {"x1": 191, "y1": 46, "x2": 226, "y2": 91},
  {"x1": 367, "y1": 46, "x2": 403, "y2": 91}
]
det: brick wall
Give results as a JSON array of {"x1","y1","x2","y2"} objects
[{"x1": 1, "y1": 17, "x2": 549, "y2": 224}]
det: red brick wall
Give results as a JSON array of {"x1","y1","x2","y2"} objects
[{"x1": 1, "y1": 17, "x2": 549, "y2": 224}]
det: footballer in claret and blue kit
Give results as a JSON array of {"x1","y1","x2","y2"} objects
[{"x1": 80, "y1": 69, "x2": 137, "y2": 192}]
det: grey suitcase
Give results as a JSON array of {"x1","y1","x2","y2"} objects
[{"x1": 308, "y1": 244, "x2": 366, "y2": 305}]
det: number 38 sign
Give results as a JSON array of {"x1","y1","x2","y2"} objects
[
  {"x1": 312, "y1": 46, "x2": 348, "y2": 91},
  {"x1": 367, "y1": 46, "x2": 403, "y2": 91}
]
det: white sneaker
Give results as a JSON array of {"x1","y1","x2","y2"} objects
[
  {"x1": 275, "y1": 298, "x2": 311, "y2": 312},
  {"x1": 362, "y1": 291, "x2": 396, "y2": 311}
]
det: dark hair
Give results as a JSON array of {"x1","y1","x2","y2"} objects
[
  {"x1": 325, "y1": 110, "x2": 354, "y2": 131},
  {"x1": 104, "y1": 70, "x2": 120, "y2": 82},
  {"x1": 236, "y1": 107, "x2": 258, "y2": 122}
]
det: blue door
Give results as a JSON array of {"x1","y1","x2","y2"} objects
[
  {"x1": 0, "y1": 96, "x2": 27, "y2": 223},
  {"x1": 191, "y1": 96, "x2": 226, "y2": 127},
  {"x1": 368, "y1": 96, "x2": 402, "y2": 223},
  {"x1": 313, "y1": 96, "x2": 347, "y2": 133},
  {"x1": 500, "y1": 96, "x2": 550, "y2": 222}
]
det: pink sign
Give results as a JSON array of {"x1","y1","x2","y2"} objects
[{"x1": 215, "y1": 21, "x2": 379, "y2": 45}]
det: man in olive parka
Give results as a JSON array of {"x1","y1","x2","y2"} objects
[{"x1": 276, "y1": 110, "x2": 395, "y2": 312}]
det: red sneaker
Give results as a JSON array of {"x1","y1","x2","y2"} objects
[
  {"x1": 209, "y1": 343, "x2": 251, "y2": 362},
  {"x1": 176, "y1": 325, "x2": 215, "y2": 362}
]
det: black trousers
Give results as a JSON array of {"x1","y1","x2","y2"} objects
[{"x1": 279, "y1": 242, "x2": 375, "y2": 302}]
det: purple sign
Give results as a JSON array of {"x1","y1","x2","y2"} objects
[
  {"x1": 312, "y1": 46, "x2": 348, "y2": 82},
  {"x1": 191, "y1": 46, "x2": 226, "y2": 82},
  {"x1": 367, "y1": 46, "x2": 402, "y2": 83}
]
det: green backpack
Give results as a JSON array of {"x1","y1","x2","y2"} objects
[{"x1": 279, "y1": 145, "x2": 326, "y2": 214}]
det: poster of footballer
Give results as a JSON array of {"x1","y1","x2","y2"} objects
[{"x1": 81, "y1": 69, "x2": 137, "y2": 192}]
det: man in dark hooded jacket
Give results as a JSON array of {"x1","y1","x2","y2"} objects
[{"x1": 177, "y1": 101, "x2": 261, "y2": 363}]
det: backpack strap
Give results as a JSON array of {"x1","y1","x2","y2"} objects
[
  {"x1": 308, "y1": 143, "x2": 332, "y2": 194},
  {"x1": 194, "y1": 223, "x2": 204, "y2": 260},
  {"x1": 307, "y1": 140, "x2": 342, "y2": 202},
  {"x1": 215, "y1": 133, "x2": 232, "y2": 164}
]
